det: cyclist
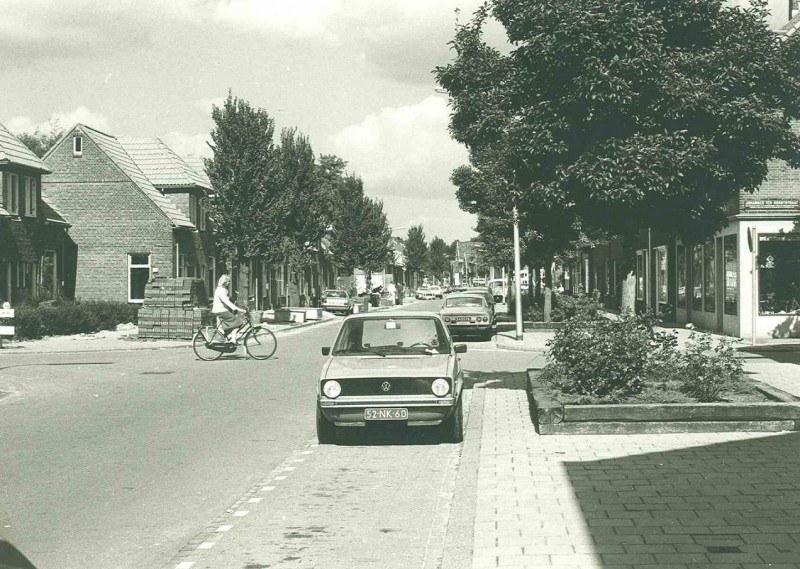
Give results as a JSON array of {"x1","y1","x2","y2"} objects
[{"x1": 212, "y1": 274, "x2": 244, "y2": 344}]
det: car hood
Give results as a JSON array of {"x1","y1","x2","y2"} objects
[{"x1": 323, "y1": 354, "x2": 451, "y2": 380}]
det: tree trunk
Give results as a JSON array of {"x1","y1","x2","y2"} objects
[
  {"x1": 543, "y1": 262, "x2": 553, "y2": 323},
  {"x1": 621, "y1": 271, "x2": 636, "y2": 314}
]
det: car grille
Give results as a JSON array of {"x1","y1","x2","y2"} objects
[{"x1": 333, "y1": 377, "x2": 440, "y2": 396}]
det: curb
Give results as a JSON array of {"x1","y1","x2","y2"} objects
[{"x1": 0, "y1": 302, "x2": 413, "y2": 356}]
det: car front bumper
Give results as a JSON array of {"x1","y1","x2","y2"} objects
[
  {"x1": 318, "y1": 395, "x2": 457, "y2": 427},
  {"x1": 321, "y1": 303, "x2": 351, "y2": 313}
]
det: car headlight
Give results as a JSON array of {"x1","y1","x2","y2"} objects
[
  {"x1": 443, "y1": 315, "x2": 450, "y2": 323},
  {"x1": 483, "y1": 316, "x2": 489, "y2": 322},
  {"x1": 323, "y1": 380, "x2": 342, "y2": 398},
  {"x1": 431, "y1": 378, "x2": 450, "y2": 397}
]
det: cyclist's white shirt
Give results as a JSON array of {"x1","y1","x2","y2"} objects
[{"x1": 212, "y1": 286, "x2": 238, "y2": 314}]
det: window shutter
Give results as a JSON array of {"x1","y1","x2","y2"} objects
[
  {"x1": 25, "y1": 178, "x2": 31, "y2": 216},
  {"x1": 1, "y1": 172, "x2": 7, "y2": 210}
]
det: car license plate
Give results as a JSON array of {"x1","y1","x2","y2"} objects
[
  {"x1": 365, "y1": 408, "x2": 409, "y2": 420},
  {"x1": 456, "y1": 316, "x2": 473, "y2": 322}
]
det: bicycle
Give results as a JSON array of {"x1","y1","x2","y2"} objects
[{"x1": 192, "y1": 307, "x2": 277, "y2": 361}]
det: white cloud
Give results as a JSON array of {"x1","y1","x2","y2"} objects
[
  {"x1": 161, "y1": 131, "x2": 213, "y2": 158},
  {"x1": 6, "y1": 107, "x2": 111, "y2": 135},
  {"x1": 210, "y1": 0, "x2": 342, "y2": 39},
  {"x1": 326, "y1": 96, "x2": 475, "y2": 240}
]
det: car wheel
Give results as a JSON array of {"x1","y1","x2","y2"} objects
[
  {"x1": 441, "y1": 396, "x2": 463, "y2": 443},
  {"x1": 316, "y1": 406, "x2": 336, "y2": 444}
]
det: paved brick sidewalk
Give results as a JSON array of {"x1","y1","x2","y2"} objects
[{"x1": 473, "y1": 367, "x2": 800, "y2": 569}]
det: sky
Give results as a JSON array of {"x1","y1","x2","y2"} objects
[{"x1": 0, "y1": 0, "x2": 508, "y2": 243}]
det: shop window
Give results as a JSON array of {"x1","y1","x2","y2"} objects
[
  {"x1": 723, "y1": 235, "x2": 737, "y2": 315},
  {"x1": 692, "y1": 245, "x2": 703, "y2": 310},
  {"x1": 656, "y1": 247, "x2": 667, "y2": 305},
  {"x1": 128, "y1": 253, "x2": 151, "y2": 303},
  {"x1": 758, "y1": 235, "x2": 800, "y2": 315},
  {"x1": 636, "y1": 251, "x2": 645, "y2": 301},
  {"x1": 677, "y1": 244, "x2": 686, "y2": 308},
  {"x1": 703, "y1": 241, "x2": 716, "y2": 312}
]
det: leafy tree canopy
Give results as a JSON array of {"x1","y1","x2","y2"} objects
[
  {"x1": 437, "y1": 0, "x2": 800, "y2": 243},
  {"x1": 17, "y1": 121, "x2": 64, "y2": 158},
  {"x1": 427, "y1": 236, "x2": 452, "y2": 277},
  {"x1": 404, "y1": 225, "x2": 429, "y2": 275}
]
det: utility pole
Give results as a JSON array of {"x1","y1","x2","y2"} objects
[{"x1": 513, "y1": 206, "x2": 523, "y2": 341}]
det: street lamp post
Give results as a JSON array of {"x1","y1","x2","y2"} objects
[{"x1": 513, "y1": 206, "x2": 523, "y2": 341}]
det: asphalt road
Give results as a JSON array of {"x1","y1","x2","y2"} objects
[{"x1": 0, "y1": 300, "x2": 538, "y2": 569}]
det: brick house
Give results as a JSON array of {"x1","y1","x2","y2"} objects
[
  {"x1": 41, "y1": 124, "x2": 214, "y2": 304},
  {"x1": 0, "y1": 122, "x2": 71, "y2": 305}
]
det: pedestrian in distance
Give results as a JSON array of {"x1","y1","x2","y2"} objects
[{"x1": 212, "y1": 274, "x2": 244, "y2": 344}]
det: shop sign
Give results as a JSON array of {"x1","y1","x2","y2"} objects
[{"x1": 743, "y1": 198, "x2": 800, "y2": 211}]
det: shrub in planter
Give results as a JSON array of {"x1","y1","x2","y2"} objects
[
  {"x1": 545, "y1": 311, "x2": 676, "y2": 399},
  {"x1": 13, "y1": 306, "x2": 45, "y2": 340},
  {"x1": 674, "y1": 327, "x2": 744, "y2": 402},
  {"x1": 12, "y1": 300, "x2": 139, "y2": 340}
]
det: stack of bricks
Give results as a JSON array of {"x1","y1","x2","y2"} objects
[{"x1": 137, "y1": 277, "x2": 211, "y2": 340}]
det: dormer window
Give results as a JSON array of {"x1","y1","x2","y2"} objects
[{"x1": 73, "y1": 135, "x2": 83, "y2": 156}]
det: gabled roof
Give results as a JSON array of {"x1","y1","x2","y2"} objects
[
  {"x1": 40, "y1": 196, "x2": 70, "y2": 226},
  {"x1": 64, "y1": 124, "x2": 194, "y2": 229},
  {"x1": 118, "y1": 138, "x2": 211, "y2": 191},
  {"x1": 182, "y1": 154, "x2": 213, "y2": 189},
  {"x1": 0, "y1": 122, "x2": 51, "y2": 173}
]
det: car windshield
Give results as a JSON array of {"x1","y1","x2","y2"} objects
[
  {"x1": 445, "y1": 297, "x2": 484, "y2": 308},
  {"x1": 324, "y1": 290, "x2": 347, "y2": 298},
  {"x1": 332, "y1": 317, "x2": 451, "y2": 355}
]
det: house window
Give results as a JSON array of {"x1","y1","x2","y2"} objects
[
  {"x1": 656, "y1": 246, "x2": 668, "y2": 305},
  {"x1": 703, "y1": 241, "x2": 716, "y2": 312},
  {"x1": 692, "y1": 245, "x2": 703, "y2": 310},
  {"x1": 189, "y1": 194, "x2": 207, "y2": 231},
  {"x1": 758, "y1": 234, "x2": 800, "y2": 315},
  {"x1": 178, "y1": 253, "x2": 188, "y2": 277},
  {"x1": 4, "y1": 173, "x2": 19, "y2": 215},
  {"x1": 636, "y1": 250, "x2": 645, "y2": 301},
  {"x1": 723, "y1": 235, "x2": 737, "y2": 316},
  {"x1": 128, "y1": 253, "x2": 151, "y2": 303},
  {"x1": 24, "y1": 178, "x2": 37, "y2": 217},
  {"x1": 73, "y1": 135, "x2": 83, "y2": 156},
  {"x1": 677, "y1": 243, "x2": 686, "y2": 308}
]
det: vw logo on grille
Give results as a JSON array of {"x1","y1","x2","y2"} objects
[{"x1": 381, "y1": 381, "x2": 392, "y2": 392}]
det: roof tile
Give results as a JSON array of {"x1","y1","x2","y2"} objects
[{"x1": 0, "y1": 122, "x2": 51, "y2": 173}]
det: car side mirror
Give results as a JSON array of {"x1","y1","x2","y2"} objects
[
  {"x1": 321, "y1": 347, "x2": 331, "y2": 356},
  {"x1": 454, "y1": 344, "x2": 467, "y2": 354}
]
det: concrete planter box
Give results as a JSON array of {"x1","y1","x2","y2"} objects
[
  {"x1": 524, "y1": 321, "x2": 564, "y2": 331},
  {"x1": 528, "y1": 368, "x2": 800, "y2": 435}
]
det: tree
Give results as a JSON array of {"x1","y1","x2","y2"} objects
[
  {"x1": 404, "y1": 225, "x2": 428, "y2": 288},
  {"x1": 437, "y1": 0, "x2": 800, "y2": 310},
  {"x1": 17, "y1": 121, "x2": 64, "y2": 158},
  {"x1": 426, "y1": 237, "x2": 451, "y2": 281},
  {"x1": 327, "y1": 174, "x2": 394, "y2": 289},
  {"x1": 205, "y1": 93, "x2": 284, "y2": 303}
]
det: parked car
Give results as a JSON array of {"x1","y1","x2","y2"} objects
[
  {"x1": 320, "y1": 289, "x2": 354, "y2": 314},
  {"x1": 439, "y1": 293, "x2": 494, "y2": 340},
  {"x1": 316, "y1": 312, "x2": 467, "y2": 444},
  {"x1": 416, "y1": 287, "x2": 436, "y2": 300},
  {"x1": 462, "y1": 287, "x2": 496, "y2": 315},
  {"x1": 429, "y1": 285, "x2": 443, "y2": 299}
]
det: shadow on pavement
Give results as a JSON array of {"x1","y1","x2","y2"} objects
[
  {"x1": 737, "y1": 348, "x2": 800, "y2": 365},
  {"x1": 564, "y1": 431, "x2": 800, "y2": 566},
  {"x1": 0, "y1": 541, "x2": 38, "y2": 569},
  {"x1": 463, "y1": 370, "x2": 528, "y2": 391},
  {"x1": 333, "y1": 423, "x2": 450, "y2": 446}
]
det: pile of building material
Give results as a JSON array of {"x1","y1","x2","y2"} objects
[{"x1": 137, "y1": 277, "x2": 210, "y2": 340}]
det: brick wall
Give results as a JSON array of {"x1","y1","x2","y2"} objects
[{"x1": 42, "y1": 131, "x2": 176, "y2": 302}]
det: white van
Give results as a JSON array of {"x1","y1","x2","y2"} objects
[{"x1": 486, "y1": 278, "x2": 508, "y2": 304}]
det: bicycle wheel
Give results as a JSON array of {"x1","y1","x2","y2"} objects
[
  {"x1": 244, "y1": 327, "x2": 277, "y2": 360},
  {"x1": 193, "y1": 327, "x2": 224, "y2": 361}
]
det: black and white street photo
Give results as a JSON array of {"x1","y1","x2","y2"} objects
[{"x1": 2, "y1": 1, "x2": 800, "y2": 568}]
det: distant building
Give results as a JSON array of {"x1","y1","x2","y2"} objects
[{"x1": 41, "y1": 124, "x2": 213, "y2": 303}]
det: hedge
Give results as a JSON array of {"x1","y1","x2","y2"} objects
[{"x1": 13, "y1": 300, "x2": 139, "y2": 340}]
